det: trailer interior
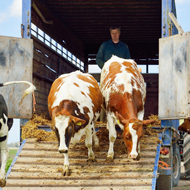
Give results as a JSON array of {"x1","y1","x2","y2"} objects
[{"x1": 28, "y1": 0, "x2": 177, "y2": 117}]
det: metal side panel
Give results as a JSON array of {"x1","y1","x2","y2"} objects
[
  {"x1": 159, "y1": 32, "x2": 190, "y2": 120},
  {"x1": 152, "y1": 135, "x2": 162, "y2": 190},
  {"x1": 0, "y1": 35, "x2": 33, "y2": 119}
]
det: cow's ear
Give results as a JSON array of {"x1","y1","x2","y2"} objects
[
  {"x1": 72, "y1": 117, "x2": 86, "y2": 126},
  {"x1": 116, "y1": 112, "x2": 127, "y2": 125},
  {"x1": 133, "y1": 121, "x2": 143, "y2": 130},
  {"x1": 142, "y1": 120, "x2": 155, "y2": 126},
  {"x1": 134, "y1": 121, "x2": 142, "y2": 125}
]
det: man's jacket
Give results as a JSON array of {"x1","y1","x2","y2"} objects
[{"x1": 96, "y1": 39, "x2": 131, "y2": 69}]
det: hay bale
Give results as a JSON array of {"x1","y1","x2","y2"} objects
[
  {"x1": 143, "y1": 114, "x2": 161, "y2": 136},
  {"x1": 21, "y1": 114, "x2": 57, "y2": 142},
  {"x1": 148, "y1": 114, "x2": 161, "y2": 126},
  {"x1": 21, "y1": 114, "x2": 160, "y2": 143}
]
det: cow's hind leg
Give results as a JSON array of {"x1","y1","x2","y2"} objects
[
  {"x1": 93, "y1": 127, "x2": 99, "y2": 146},
  {"x1": 106, "y1": 114, "x2": 116, "y2": 162},
  {"x1": 0, "y1": 140, "x2": 9, "y2": 187},
  {"x1": 85, "y1": 125, "x2": 96, "y2": 162},
  {"x1": 92, "y1": 127, "x2": 100, "y2": 152}
]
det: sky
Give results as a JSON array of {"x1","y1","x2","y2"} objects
[{"x1": 0, "y1": 0, "x2": 190, "y2": 143}]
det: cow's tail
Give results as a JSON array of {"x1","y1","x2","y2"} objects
[{"x1": 0, "y1": 81, "x2": 36, "y2": 104}]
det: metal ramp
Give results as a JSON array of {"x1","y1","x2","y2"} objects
[{"x1": 2, "y1": 129, "x2": 160, "y2": 190}]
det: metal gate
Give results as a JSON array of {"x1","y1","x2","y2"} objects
[
  {"x1": 159, "y1": 32, "x2": 190, "y2": 120},
  {"x1": 0, "y1": 35, "x2": 33, "y2": 119}
]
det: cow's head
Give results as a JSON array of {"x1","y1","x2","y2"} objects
[
  {"x1": 116, "y1": 112, "x2": 155, "y2": 160},
  {"x1": 178, "y1": 119, "x2": 190, "y2": 134},
  {"x1": 54, "y1": 115, "x2": 86, "y2": 154}
]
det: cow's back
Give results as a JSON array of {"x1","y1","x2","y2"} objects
[
  {"x1": 48, "y1": 71, "x2": 103, "y2": 119},
  {"x1": 100, "y1": 56, "x2": 146, "y2": 112}
]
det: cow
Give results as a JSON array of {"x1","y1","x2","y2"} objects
[
  {"x1": 100, "y1": 55, "x2": 155, "y2": 161},
  {"x1": 48, "y1": 70, "x2": 103, "y2": 176},
  {"x1": 178, "y1": 119, "x2": 190, "y2": 134},
  {"x1": 0, "y1": 81, "x2": 36, "y2": 187}
]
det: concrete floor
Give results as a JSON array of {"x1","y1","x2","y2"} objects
[
  {"x1": 173, "y1": 162, "x2": 190, "y2": 190},
  {"x1": 173, "y1": 180, "x2": 190, "y2": 190}
]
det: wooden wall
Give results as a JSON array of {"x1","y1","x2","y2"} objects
[
  {"x1": 31, "y1": 0, "x2": 87, "y2": 117},
  {"x1": 143, "y1": 74, "x2": 158, "y2": 118},
  {"x1": 32, "y1": 0, "x2": 85, "y2": 62},
  {"x1": 32, "y1": 37, "x2": 80, "y2": 116}
]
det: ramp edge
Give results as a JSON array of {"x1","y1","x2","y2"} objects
[
  {"x1": 151, "y1": 134, "x2": 162, "y2": 190},
  {"x1": 6, "y1": 139, "x2": 26, "y2": 179}
]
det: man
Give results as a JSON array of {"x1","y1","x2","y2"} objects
[{"x1": 96, "y1": 26, "x2": 131, "y2": 69}]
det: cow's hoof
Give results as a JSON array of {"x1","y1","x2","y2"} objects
[
  {"x1": 105, "y1": 157, "x2": 113, "y2": 162},
  {"x1": 62, "y1": 166, "x2": 70, "y2": 176},
  {"x1": 0, "y1": 179, "x2": 6, "y2": 187},
  {"x1": 87, "y1": 157, "x2": 97, "y2": 162},
  {"x1": 133, "y1": 154, "x2": 140, "y2": 161}
]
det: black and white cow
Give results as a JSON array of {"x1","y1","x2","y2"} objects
[{"x1": 0, "y1": 81, "x2": 36, "y2": 187}]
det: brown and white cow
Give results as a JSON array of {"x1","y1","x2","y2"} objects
[
  {"x1": 48, "y1": 70, "x2": 103, "y2": 176},
  {"x1": 100, "y1": 55, "x2": 155, "y2": 161},
  {"x1": 0, "y1": 81, "x2": 36, "y2": 187},
  {"x1": 178, "y1": 119, "x2": 190, "y2": 134}
]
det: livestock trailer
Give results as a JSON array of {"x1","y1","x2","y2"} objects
[{"x1": 0, "y1": 0, "x2": 190, "y2": 189}]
